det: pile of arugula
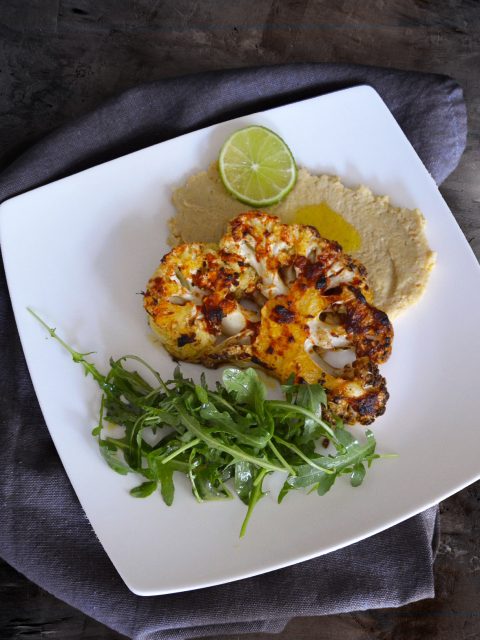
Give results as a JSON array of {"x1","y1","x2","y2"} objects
[{"x1": 31, "y1": 309, "x2": 388, "y2": 537}]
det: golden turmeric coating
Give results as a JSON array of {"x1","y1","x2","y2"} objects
[
  {"x1": 251, "y1": 283, "x2": 391, "y2": 424},
  {"x1": 144, "y1": 243, "x2": 258, "y2": 362},
  {"x1": 144, "y1": 212, "x2": 393, "y2": 424}
]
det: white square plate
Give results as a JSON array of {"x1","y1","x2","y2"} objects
[{"x1": 1, "y1": 86, "x2": 480, "y2": 596}]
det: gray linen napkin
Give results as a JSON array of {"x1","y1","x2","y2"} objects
[{"x1": 0, "y1": 64, "x2": 466, "y2": 640}]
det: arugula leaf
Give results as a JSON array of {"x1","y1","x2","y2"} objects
[
  {"x1": 316, "y1": 473, "x2": 336, "y2": 496},
  {"x1": 266, "y1": 400, "x2": 337, "y2": 441},
  {"x1": 157, "y1": 463, "x2": 175, "y2": 505},
  {"x1": 98, "y1": 440, "x2": 131, "y2": 475},
  {"x1": 198, "y1": 401, "x2": 271, "y2": 448},
  {"x1": 240, "y1": 469, "x2": 268, "y2": 537},
  {"x1": 222, "y1": 367, "x2": 265, "y2": 415},
  {"x1": 278, "y1": 430, "x2": 377, "y2": 501},
  {"x1": 335, "y1": 427, "x2": 355, "y2": 448},
  {"x1": 294, "y1": 384, "x2": 327, "y2": 442},
  {"x1": 130, "y1": 481, "x2": 158, "y2": 498},
  {"x1": 189, "y1": 459, "x2": 232, "y2": 501},
  {"x1": 234, "y1": 461, "x2": 255, "y2": 505},
  {"x1": 176, "y1": 403, "x2": 284, "y2": 473},
  {"x1": 28, "y1": 308, "x2": 106, "y2": 388},
  {"x1": 350, "y1": 462, "x2": 366, "y2": 487}
]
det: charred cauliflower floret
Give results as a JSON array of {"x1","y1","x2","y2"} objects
[
  {"x1": 144, "y1": 243, "x2": 257, "y2": 362},
  {"x1": 252, "y1": 283, "x2": 391, "y2": 424},
  {"x1": 144, "y1": 212, "x2": 393, "y2": 424},
  {"x1": 220, "y1": 212, "x2": 371, "y2": 301}
]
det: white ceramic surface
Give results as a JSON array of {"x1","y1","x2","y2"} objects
[{"x1": 1, "y1": 86, "x2": 480, "y2": 596}]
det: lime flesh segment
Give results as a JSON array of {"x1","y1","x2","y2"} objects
[{"x1": 218, "y1": 126, "x2": 297, "y2": 207}]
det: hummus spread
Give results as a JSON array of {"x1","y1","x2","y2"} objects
[{"x1": 169, "y1": 165, "x2": 435, "y2": 318}]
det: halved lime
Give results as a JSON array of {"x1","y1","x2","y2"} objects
[{"x1": 218, "y1": 126, "x2": 297, "y2": 207}]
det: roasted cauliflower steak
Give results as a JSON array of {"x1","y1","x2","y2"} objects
[{"x1": 144, "y1": 212, "x2": 393, "y2": 425}]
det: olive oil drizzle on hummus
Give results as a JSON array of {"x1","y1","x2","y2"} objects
[{"x1": 292, "y1": 203, "x2": 361, "y2": 253}]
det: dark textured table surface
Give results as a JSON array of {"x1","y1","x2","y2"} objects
[{"x1": 1, "y1": 2, "x2": 479, "y2": 639}]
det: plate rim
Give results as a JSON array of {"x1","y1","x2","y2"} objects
[{"x1": 1, "y1": 85, "x2": 480, "y2": 596}]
